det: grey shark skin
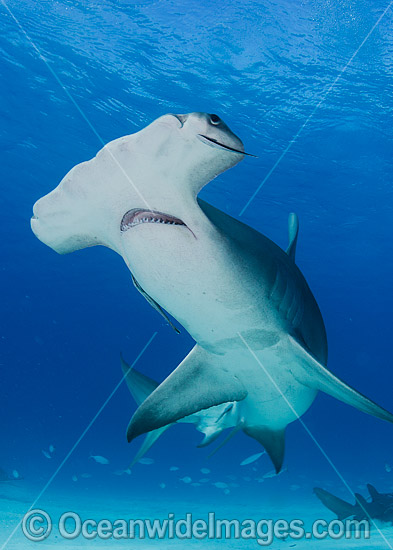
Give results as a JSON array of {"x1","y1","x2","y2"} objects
[
  {"x1": 31, "y1": 112, "x2": 393, "y2": 472},
  {"x1": 123, "y1": 214, "x2": 301, "y2": 465},
  {"x1": 314, "y1": 485, "x2": 393, "y2": 524},
  {"x1": 121, "y1": 354, "x2": 239, "y2": 466}
]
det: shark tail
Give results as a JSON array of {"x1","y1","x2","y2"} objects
[
  {"x1": 314, "y1": 488, "x2": 356, "y2": 520},
  {"x1": 121, "y1": 353, "x2": 159, "y2": 407},
  {"x1": 121, "y1": 354, "x2": 172, "y2": 465},
  {"x1": 243, "y1": 426, "x2": 285, "y2": 473},
  {"x1": 128, "y1": 426, "x2": 171, "y2": 468}
]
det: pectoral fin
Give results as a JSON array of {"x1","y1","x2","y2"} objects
[
  {"x1": 314, "y1": 488, "x2": 356, "y2": 520},
  {"x1": 290, "y1": 336, "x2": 393, "y2": 424},
  {"x1": 127, "y1": 346, "x2": 247, "y2": 442}
]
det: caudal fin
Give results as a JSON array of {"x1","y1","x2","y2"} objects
[
  {"x1": 129, "y1": 426, "x2": 171, "y2": 468},
  {"x1": 121, "y1": 353, "x2": 159, "y2": 406},
  {"x1": 121, "y1": 354, "x2": 170, "y2": 465},
  {"x1": 243, "y1": 426, "x2": 286, "y2": 473}
]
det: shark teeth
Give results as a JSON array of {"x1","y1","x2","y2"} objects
[{"x1": 120, "y1": 209, "x2": 186, "y2": 232}]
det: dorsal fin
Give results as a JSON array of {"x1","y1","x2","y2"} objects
[
  {"x1": 367, "y1": 484, "x2": 380, "y2": 500},
  {"x1": 243, "y1": 425, "x2": 286, "y2": 473},
  {"x1": 131, "y1": 274, "x2": 180, "y2": 334},
  {"x1": 286, "y1": 213, "x2": 299, "y2": 261}
]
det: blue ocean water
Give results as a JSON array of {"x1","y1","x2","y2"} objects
[{"x1": 1, "y1": 0, "x2": 393, "y2": 546}]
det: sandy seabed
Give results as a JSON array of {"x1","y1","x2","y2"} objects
[{"x1": 1, "y1": 480, "x2": 393, "y2": 550}]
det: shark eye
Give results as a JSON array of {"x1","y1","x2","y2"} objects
[{"x1": 209, "y1": 114, "x2": 221, "y2": 125}]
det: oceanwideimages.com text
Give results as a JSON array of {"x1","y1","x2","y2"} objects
[{"x1": 22, "y1": 509, "x2": 370, "y2": 545}]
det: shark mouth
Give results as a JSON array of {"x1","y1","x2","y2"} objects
[
  {"x1": 197, "y1": 135, "x2": 257, "y2": 157},
  {"x1": 121, "y1": 209, "x2": 189, "y2": 233}
]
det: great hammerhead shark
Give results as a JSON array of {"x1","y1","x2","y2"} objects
[
  {"x1": 121, "y1": 213, "x2": 301, "y2": 466},
  {"x1": 121, "y1": 354, "x2": 239, "y2": 466},
  {"x1": 31, "y1": 112, "x2": 393, "y2": 472},
  {"x1": 315, "y1": 485, "x2": 393, "y2": 524}
]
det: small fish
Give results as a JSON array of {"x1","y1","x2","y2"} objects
[
  {"x1": 229, "y1": 482, "x2": 239, "y2": 488},
  {"x1": 290, "y1": 484, "x2": 301, "y2": 491},
  {"x1": 240, "y1": 452, "x2": 265, "y2": 466},
  {"x1": 385, "y1": 463, "x2": 391, "y2": 473},
  {"x1": 80, "y1": 473, "x2": 92, "y2": 479},
  {"x1": 227, "y1": 475, "x2": 237, "y2": 481},
  {"x1": 191, "y1": 482, "x2": 201, "y2": 487},
  {"x1": 72, "y1": 475, "x2": 78, "y2": 482},
  {"x1": 90, "y1": 455, "x2": 109, "y2": 465},
  {"x1": 180, "y1": 476, "x2": 192, "y2": 484},
  {"x1": 215, "y1": 403, "x2": 234, "y2": 424},
  {"x1": 263, "y1": 467, "x2": 287, "y2": 479},
  {"x1": 199, "y1": 478, "x2": 210, "y2": 483},
  {"x1": 49, "y1": 445, "x2": 55, "y2": 454},
  {"x1": 138, "y1": 458, "x2": 154, "y2": 465},
  {"x1": 213, "y1": 482, "x2": 228, "y2": 489},
  {"x1": 243, "y1": 476, "x2": 251, "y2": 482},
  {"x1": 169, "y1": 466, "x2": 179, "y2": 471},
  {"x1": 113, "y1": 468, "x2": 132, "y2": 476},
  {"x1": 159, "y1": 483, "x2": 166, "y2": 489},
  {"x1": 12, "y1": 470, "x2": 20, "y2": 479},
  {"x1": 42, "y1": 450, "x2": 52, "y2": 459},
  {"x1": 224, "y1": 489, "x2": 230, "y2": 495},
  {"x1": 200, "y1": 468, "x2": 210, "y2": 474}
]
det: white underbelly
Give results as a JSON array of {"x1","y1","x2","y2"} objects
[
  {"x1": 229, "y1": 344, "x2": 318, "y2": 429},
  {"x1": 119, "y1": 223, "x2": 279, "y2": 343}
]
